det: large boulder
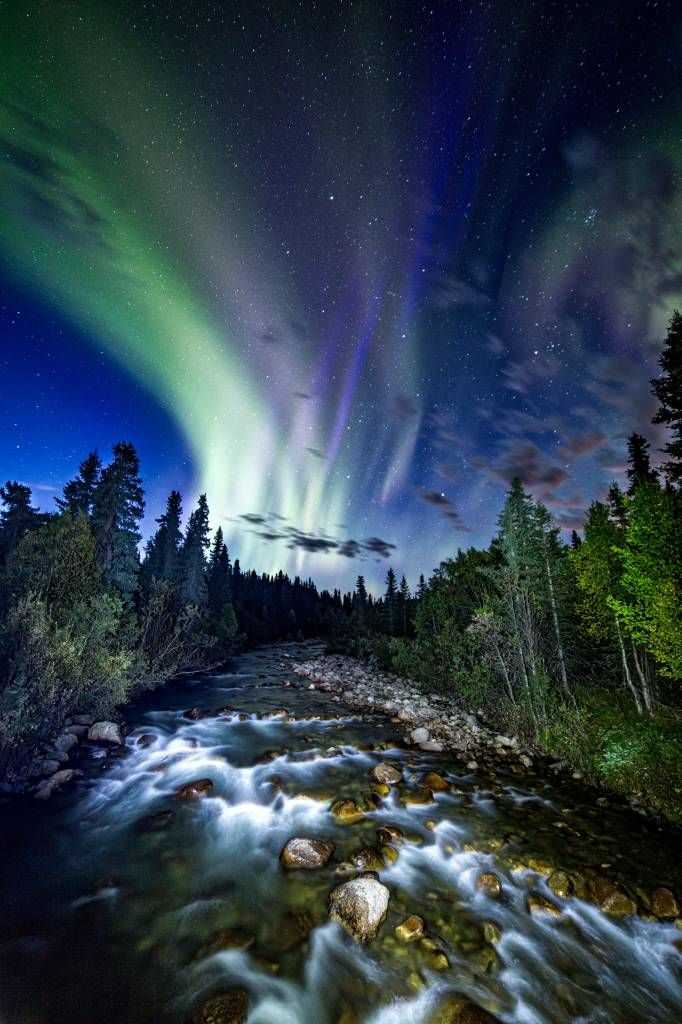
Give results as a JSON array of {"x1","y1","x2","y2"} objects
[
  {"x1": 651, "y1": 887, "x2": 679, "y2": 919},
  {"x1": 54, "y1": 733, "x2": 78, "y2": 753},
  {"x1": 88, "y1": 721, "x2": 123, "y2": 745},
  {"x1": 34, "y1": 768, "x2": 83, "y2": 800},
  {"x1": 191, "y1": 990, "x2": 249, "y2": 1024},
  {"x1": 328, "y1": 874, "x2": 390, "y2": 942},
  {"x1": 280, "y1": 837, "x2": 335, "y2": 869}
]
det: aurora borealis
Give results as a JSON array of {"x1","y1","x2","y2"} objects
[{"x1": 1, "y1": 1, "x2": 681, "y2": 589}]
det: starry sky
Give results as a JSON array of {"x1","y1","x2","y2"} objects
[{"x1": 1, "y1": 1, "x2": 681, "y2": 591}]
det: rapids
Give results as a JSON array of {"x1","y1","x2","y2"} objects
[{"x1": 0, "y1": 643, "x2": 680, "y2": 1024}]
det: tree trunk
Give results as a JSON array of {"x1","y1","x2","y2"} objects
[
  {"x1": 615, "y1": 616, "x2": 642, "y2": 714},
  {"x1": 545, "y1": 555, "x2": 570, "y2": 692},
  {"x1": 630, "y1": 643, "x2": 654, "y2": 712}
]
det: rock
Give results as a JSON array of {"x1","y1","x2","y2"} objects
[
  {"x1": 483, "y1": 921, "x2": 502, "y2": 945},
  {"x1": 191, "y1": 989, "x2": 249, "y2": 1024},
  {"x1": 44, "y1": 749, "x2": 69, "y2": 763},
  {"x1": 195, "y1": 929, "x2": 255, "y2": 959},
  {"x1": 420, "y1": 771, "x2": 450, "y2": 792},
  {"x1": 139, "y1": 809, "x2": 176, "y2": 831},
  {"x1": 476, "y1": 872, "x2": 502, "y2": 898},
  {"x1": 137, "y1": 733, "x2": 157, "y2": 748},
  {"x1": 175, "y1": 778, "x2": 214, "y2": 799},
  {"x1": 34, "y1": 768, "x2": 83, "y2": 800},
  {"x1": 428, "y1": 994, "x2": 502, "y2": 1023},
  {"x1": 596, "y1": 796, "x2": 609, "y2": 808},
  {"x1": 87, "y1": 721, "x2": 123, "y2": 745},
  {"x1": 71, "y1": 714, "x2": 94, "y2": 726},
  {"x1": 588, "y1": 877, "x2": 637, "y2": 916},
  {"x1": 39, "y1": 759, "x2": 61, "y2": 776},
  {"x1": 184, "y1": 707, "x2": 208, "y2": 720},
  {"x1": 528, "y1": 895, "x2": 561, "y2": 917},
  {"x1": 395, "y1": 914, "x2": 425, "y2": 943},
  {"x1": 350, "y1": 846, "x2": 385, "y2": 871},
  {"x1": 410, "y1": 727, "x2": 431, "y2": 745},
  {"x1": 651, "y1": 888, "x2": 680, "y2": 920},
  {"x1": 368, "y1": 763, "x2": 402, "y2": 785},
  {"x1": 330, "y1": 799, "x2": 365, "y2": 824},
  {"x1": 65, "y1": 724, "x2": 88, "y2": 737},
  {"x1": 54, "y1": 733, "x2": 78, "y2": 752},
  {"x1": 466, "y1": 760, "x2": 479, "y2": 770},
  {"x1": 376, "y1": 825, "x2": 403, "y2": 845},
  {"x1": 519, "y1": 754, "x2": 533, "y2": 768},
  {"x1": 280, "y1": 837, "x2": 335, "y2": 869},
  {"x1": 547, "y1": 871, "x2": 573, "y2": 898},
  {"x1": 494, "y1": 735, "x2": 514, "y2": 747},
  {"x1": 328, "y1": 874, "x2": 390, "y2": 943}
]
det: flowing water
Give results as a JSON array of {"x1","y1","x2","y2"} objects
[{"x1": 0, "y1": 644, "x2": 681, "y2": 1024}]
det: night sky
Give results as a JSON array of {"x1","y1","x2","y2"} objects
[{"x1": 1, "y1": 1, "x2": 680, "y2": 591}]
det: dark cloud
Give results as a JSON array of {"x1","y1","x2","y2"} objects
[
  {"x1": 391, "y1": 392, "x2": 419, "y2": 419},
  {"x1": 239, "y1": 513, "x2": 268, "y2": 524},
  {"x1": 420, "y1": 489, "x2": 452, "y2": 507},
  {"x1": 305, "y1": 446, "x2": 325, "y2": 458},
  {"x1": 557, "y1": 430, "x2": 608, "y2": 459},
  {"x1": 473, "y1": 441, "x2": 569, "y2": 497},
  {"x1": 338, "y1": 539, "x2": 362, "y2": 558},
  {"x1": 287, "y1": 535, "x2": 338, "y2": 553},
  {"x1": 362, "y1": 537, "x2": 397, "y2": 558}
]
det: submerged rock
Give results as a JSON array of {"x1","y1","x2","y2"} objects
[
  {"x1": 191, "y1": 989, "x2": 249, "y2": 1024},
  {"x1": 138, "y1": 809, "x2": 175, "y2": 831},
  {"x1": 427, "y1": 994, "x2": 502, "y2": 1023},
  {"x1": 476, "y1": 872, "x2": 502, "y2": 898},
  {"x1": 194, "y1": 929, "x2": 255, "y2": 959},
  {"x1": 376, "y1": 825, "x2": 404, "y2": 846},
  {"x1": 395, "y1": 914, "x2": 425, "y2": 943},
  {"x1": 350, "y1": 846, "x2": 385, "y2": 871},
  {"x1": 328, "y1": 874, "x2": 390, "y2": 942},
  {"x1": 137, "y1": 733, "x2": 157, "y2": 748},
  {"x1": 330, "y1": 799, "x2": 365, "y2": 824},
  {"x1": 87, "y1": 721, "x2": 123, "y2": 745},
  {"x1": 175, "y1": 778, "x2": 214, "y2": 799},
  {"x1": 547, "y1": 871, "x2": 573, "y2": 899},
  {"x1": 280, "y1": 837, "x2": 335, "y2": 869},
  {"x1": 368, "y1": 763, "x2": 402, "y2": 785},
  {"x1": 420, "y1": 771, "x2": 450, "y2": 792}
]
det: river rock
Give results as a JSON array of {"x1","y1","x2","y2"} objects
[
  {"x1": 136, "y1": 733, "x2": 157, "y2": 748},
  {"x1": 651, "y1": 887, "x2": 679, "y2": 919},
  {"x1": 588, "y1": 876, "x2": 637, "y2": 916},
  {"x1": 410, "y1": 727, "x2": 431, "y2": 745},
  {"x1": 34, "y1": 768, "x2": 83, "y2": 800},
  {"x1": 39, "y1": 759, "x2": 61, "y2": 776},
  {"x1": 427, "y1": 994, "x2": 502, "y2": 1023},
  {"x1": 476, "y1": 872, "x2": 502, "y2": 898},
  {"x1": 139, "y1": 809, "x2": 175, "y2": 831},
  {"x1": 175, "y1": 778, "x2": 214, "y2": 799},
  {"x1": 88, "y1": 721, "x2": 123, "y2": 745},
  {"x1": 547, "y1": 871, "x2": 573, "y2": 898},
  {"x1": 350, "y1": 846, "x2": 385, "y2": 871},
  {"x1": 71, "y1": 714, "x2": 94, "y2": 726},
  {"x1": 376, "y1": 825, "x2": 403, "y2": 845},
  {"x1": 195, "y1": 929, "x2": 255, "y2": 959},
  {"x1": 420, "y1": 771, "x2": 450, "y2": 792},
  {"x1": 191, "y1": 989, "x2": 249, "y2": 1024},
  {"x1": 280, "y1": 837, "x2": 335, "y2": 869},
  {"x1": 184, "y1": 707, "x2": 208, "y2": 720},
  {"x1": 328, "y1": 874, "x2": 390, "y2": 942},
  {"x1": 331, "y1": 799, "x2": 365, "y2": 824},
  {"x1": 65, "y1": 724, "x2": 88, "y2": 737},
  {"x1": 395, "y1": 914, "x2": 425, "y2": 943},
  {"x1": 368, "y1": 763, "x2": 402, "y2": 785},
  {"x1": 54, "y1": 733, "x2": 78, "y2": 752}
]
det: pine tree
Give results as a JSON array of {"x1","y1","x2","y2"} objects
[
  {"x1": 383, "y1": 567, "x2": 398, "y2": 636},
  {"x1": 56, "y1": 451, "x2": 101, "y2": 516},
  {"x1": 417, "y1": 574, "x2": 427, "y2": 599},
  {"x1": 626, "y1": 433, "x2": 658, "y2": 493},
  {"x1": 607, "y1": 482, "x2": 628, "y2": 529},
  {"x1": 144, "y1": 490, "x2": 183, "y2": 583},
  {"x1": 179, "y1": 494, "x2": 210, "y2": 606},
  {"x1": 398, "y1": 575, "x2": 410, "y2": 636},
  {"x1": 207, "y1": 526, "x2": 231, "y2": 616},
  {"x1": 0, "y1": 481, "x2": 44, "y2": 562},
  {"x1": 91, "y1": 443, "x2": 144, "y2": 604},
  {"x1": 651, "y1": 309, "x2": 682, "y2": 483}
]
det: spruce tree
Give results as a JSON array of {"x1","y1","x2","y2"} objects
[
  {"x1": 626, "y1": 433, "x2": 658, "y2": 493},
  {"x1": 144, "y1": 490, "x2": 183, "y2": 583},
  {"x1": 383, "y1": 567, "x2": 398, "y2": 636},
  {"x1": 417, "y1": 573, "x2": 427, "y2": 599},
  {"x1": 179, "y1": 494, "x2": 210, "y2": 607},
  {"x1": 207, "y1": 526, "x2": 231, "y2": 616},
  {"x1": 56, "y1": 451, "x2": 101, "y2": 516},
  {"x1": 91, "y1": 443, "x2": 144, "y2": 604},
  {"x1": 651, "y1": 310, "x2": 682, "y2": 483},
  {"x1": 0, "y1": 481, "x2": 44, "y2": 562},
  {"x1": 398, "y1": 575, "x2": 410, "y2": 635}
]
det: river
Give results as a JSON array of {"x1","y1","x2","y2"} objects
[{"x1": 0, "y1": 643, "x2": 680, "y2": 1024}]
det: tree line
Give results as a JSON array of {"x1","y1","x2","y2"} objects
[
  {"x1": 334, "y1": 312, "x2": 682, "y2": 818},
  {"x1": 0, "y1": 450, "x2": 347, "y2": 785}
]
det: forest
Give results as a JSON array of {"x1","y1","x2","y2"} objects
[{"x1": 0, "y1": 313, "x2": 680, "y2": 815}]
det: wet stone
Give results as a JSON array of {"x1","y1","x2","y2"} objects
[
  {"x1": 588, "y1": 877, "x2": 637, "y2": 917},
  {"x1": 350, "y1": 846, "x2": 385, "y2": 871},
  {"x1": 139, "y1": 809, "x2": 176, "y2": 831},
  {"x1": 476, "y1": 872, "x2": 502, "y2": 898},
  {"x1": 137, "y1": 733, "x2": 157, "y2": 748},
  {"x1": 280, "y1": 837, "x2": 335, "y2": 870},
  {"x1": 369, "y1": 762, "x2": 402, "y2": 785},
  {"x1": 395, "y1": 914, "x2": 425, "y2": 943},
  {"x1": 328, "y1": 874, "x2": 390, "y2": 943},
  {"x1": 175, "y1": 778, "x2": 214, "y2": 799},
  {"x1": 331, "y1": 799, "x2": 365, "y2": 824},
  {"x1": 194, "y1": 929, "x2": 255, "y2": 960},
  {"x1": 420, "y1": 771, "x2": 450, "y2": 792},
  {"x1": 191, "y1": 989, "x2": 249, "y2": 1024},
  {"x1": 427, "y1": 994, "x2": 502, "y2": 1023},
  {"x1": 651, "y1": 887, "x2": 680, "y2": 920},
  {"x1": 547, "y1": 871, "x2": 573, "y2": 899}
]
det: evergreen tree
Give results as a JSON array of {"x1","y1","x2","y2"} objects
[
  {"x1": 179, "y1": 494, "x2": 210, "y2": 607},
  {"x1": 56, "y1": 451, "x2": 101, "y2": 517},
  {"x1": 144, "y1": 490, "x2": 183, "y2": 583},
  {"x1": 398, "y1": 575, "x2": 410, "y2": 636},
  {"x1": 651, "y1": 310, "x2": 682, "y2": 483},
  {"x1": 626, "y1": 433, "x2": 658, "y2": 493},
  {"x1": 417, "y1": 573, "x2": 427, "y2": 599},
  {"x1": 0, "y1": 481, "x2": 44, "y2": 562},
  {"x1": 207, "y1": 526, "x2": 231, "y2": 616},
  {"x1": 91, "y1": 443, "x2": 144, "y2": 604},
  {"x1": 383, "y1": 567, "x2": 398, "y2": 636},
  {"x1": 607, "y1": 482, "x2": 628, "y2": 529}
]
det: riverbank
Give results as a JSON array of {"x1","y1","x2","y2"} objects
[{"x1": 289, "y1": 653, "x2": 672, "y2": 824}]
